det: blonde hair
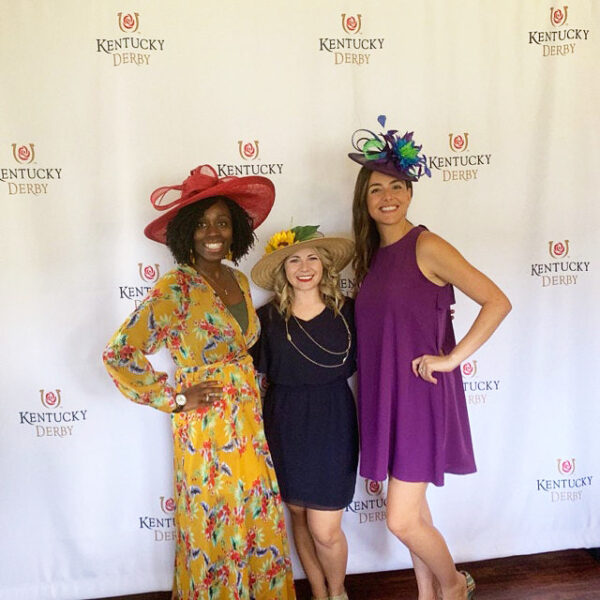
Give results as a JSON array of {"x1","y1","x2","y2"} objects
[{"x1": 272, "y1": 246, "x2": 346, "y2": 319}]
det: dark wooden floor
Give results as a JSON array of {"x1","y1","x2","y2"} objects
[{"x1": 94, "y1": 549, "x2": 600, "y2": 600}]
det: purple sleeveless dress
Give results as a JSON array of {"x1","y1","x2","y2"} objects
[{"x1": 355, "y1": 226, "x2": 476, "y2": 486}]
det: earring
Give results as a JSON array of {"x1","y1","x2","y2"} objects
[
  {"x1": 225, "y1": 249, "x2": 233, "y2": 261},
  {"x1": 189, "y1": 249, "x2": 196, "y2": 265}
]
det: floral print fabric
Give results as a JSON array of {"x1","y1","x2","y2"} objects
[{"x1": 103, "y1": 264, "x2": 295, "y2": 600}]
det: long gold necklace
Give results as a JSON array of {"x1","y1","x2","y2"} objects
[{"x1": 285, "y1": 310, "x2": 351, "y2": 368}]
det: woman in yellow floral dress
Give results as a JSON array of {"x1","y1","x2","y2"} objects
[{"x1": 103, "y1": 165, "x2": 296, "y2": 600}]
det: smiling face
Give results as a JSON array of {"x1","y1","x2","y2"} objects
[
  {"x1": 283, "y1": 246, "x2": 323, "y2": 292},
  {"x1": 192, "y1": 199, "x2": 233, "y2": 266},
  {"x1": 366, "y1": 170, "x2": 413, "y2": 228}
]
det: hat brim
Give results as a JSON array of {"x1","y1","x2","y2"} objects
[
  {"x1": 251, "y1": 237, "x2": 355, "y2": 291},
  {"x1": 348, "y1": 152, "x2": 417, "y2": 181},
  {"x1": 144, "y1": 176, "x2": 275, "y2": 244}
]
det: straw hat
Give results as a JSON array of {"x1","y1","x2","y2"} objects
[
  {"x1": 144, "y1": 164, "x2": 275, "y2": 243},
  {"x1": 251, "y1": 225, "x2": 354, "y2": 291}
]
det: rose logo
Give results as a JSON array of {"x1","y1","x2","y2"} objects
[
  {"x1": 550, "y1": 6, "x2": 568, "y2": 27},
  {"x1": 40, "y1": 389, "x2": 62, "y2": 409},
  {"x1": 341, "y1": 13, "x2": 362, "y2": 35},
  {"x1": 19, "y1": 146, "x2": 31, "y2": 161},
  {"x1": 12, "y1": 143, "x2": 35, "y2": 164},
  {"x1": 548, "y1": 240, "x2": 569, "y2": 259},
  {"x1": 117, "y1": 12, "x2": 140, "y2": 33},
  {"x1": 461, "y1": 360, "x2": 477, "y2": 378},
  {"x1": 449, "y1": 133, "x2": 469, "y2": 153},
  {"x1": 138, "y1": 263, "x2": 160, "y2": 283},
  {"x1": 365, "y1": 479, "x2": 383, "y2": 496},
  {"x1": 160, "y1": 495, "x2": 176, "y2": 513},
  {"x1": 237, "y1": 140, "x2": 260, "y2": 161},
  {"x1": 557, "y1": 458, "x2": 575, "y2": 475}
]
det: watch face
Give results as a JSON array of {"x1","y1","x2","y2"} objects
[{"x1": 175, "y1": 394, "x2": 186, "y2": 407}]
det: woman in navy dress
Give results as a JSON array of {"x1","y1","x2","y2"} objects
[{"x1": 250, "y1": 226, "x2": 357, "y2": 600}]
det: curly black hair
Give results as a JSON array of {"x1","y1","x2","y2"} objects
[{"x1": 165, "y1": 196, "x2": 255, "y2": 265}]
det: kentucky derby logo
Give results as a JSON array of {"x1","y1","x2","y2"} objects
[
  {"x1": 96, "y1": 12, "x2": 164, "y2": 67},
  {"x1": 550, "y1": 7, "x2": 568, "y2": 27},
  {"x1": 118, "y1": 12, "x2": 140, "y2": 33},
  {"x1": 341, "y1": 13, "x2": 362, "y2": 34},
  {"x1": 462, "y1": 359, "x2": 500, "y2": 406},
  {"x1": 528, "y1": 5, "x2": 588, "y2": 57},
  {"x1": 461, "y1": 360, "x2": 477, "y2": 378},
  {"x1": 531, "y1": 240, "x2": 590, "y2": 287},
  {"x1": 12, "y1": 143, "x2": 35, "y2": 164},
  {"x1": 159, "y1": 496, "x2": 176, "y2": 514},
  {"x1": 557, "y1": 458, "x2": 575, "y2": 475},
  {"x1": 216, "y1": 140, "x2": 283, "y2": 177},
  {"x1": 365, "y1": 479, "x2": 383, "y2": 496},
  {"x1": 138, "y1": 497, "x2": 177, "y2": 542},
  {"x1": 18, "y1": 388, "x2": 88, "y2": 439},
  {"x1": 449, "y1": 133, "x2": 469, "y2": 153},
  {"x1": 428, "y1": 132, "x2": 491, "y2": 183},
  {"x1": 40, "y1": 389, "x2": 62, "y2": 409},
  {"x1": 319, "y1": 13, "x2": 384, "y2": 66},
  {"x1": 2, "y1": 144, "x2": 62, "y2": 196},
  {"x1": 238, "y1": 140, "x2": 260, "y2": 161},
  {"x1": 537, "y1": 458, "x2": 593, "y2": 503},
  {"x1": 138, "y1": 263, "x2": 160, "y2": 283},
  {"x1": 549, "y1": 240, "x2": 569, "y2": 259},
  {"x1": 347, "y1": 480, "x2": 387, "y2": 523}
]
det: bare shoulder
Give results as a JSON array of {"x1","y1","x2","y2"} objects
[{"x1": 416, "y1": 230, "x2": 464, "y2": 263}]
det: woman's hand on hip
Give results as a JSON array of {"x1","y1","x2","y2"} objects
[
  {"x1": 179, "y1": 381, "x2": 223, "y2": 411},
  {"x1": 412, "y1": 354, "x2": 458, "y2": 385}
]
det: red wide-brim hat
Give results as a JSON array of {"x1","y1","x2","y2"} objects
[{"x1": 144, "y1": 164, "x2": 275, "y2": 244}]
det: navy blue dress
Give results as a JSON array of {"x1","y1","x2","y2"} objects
[{"x1": 251, "y1": 300, "x2": 358, "y2": 510}]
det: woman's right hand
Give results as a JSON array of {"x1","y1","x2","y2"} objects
[{"x1": 177, "y1": 380, "x2": 223, "y2": 412}]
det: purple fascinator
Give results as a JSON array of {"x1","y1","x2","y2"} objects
[{"x1": 348, "y1": 115, "x2": 431, "y2": 181}]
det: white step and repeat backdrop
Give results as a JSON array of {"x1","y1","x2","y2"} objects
[{"x1": 1, "y1": 2, "x2": 599, "y2": 599}]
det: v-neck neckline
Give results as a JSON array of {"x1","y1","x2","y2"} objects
[{"x1": 198, "y1": 266, "x2": 250, "y2": 338}]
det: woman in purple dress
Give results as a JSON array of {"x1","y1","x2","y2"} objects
[{"x1": 348, "y1": 117, "x2": 511, "y2": 600}]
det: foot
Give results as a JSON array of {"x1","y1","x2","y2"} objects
[{"x1": 441, "y1": 571, "x2": 469, "y2": 600}]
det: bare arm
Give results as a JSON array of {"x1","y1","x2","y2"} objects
[{"x1": 412, "y1": 231, "x2": 512, "y2": 384}]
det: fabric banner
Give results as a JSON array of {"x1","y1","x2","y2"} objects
[{"x1": 1, "y1": 1, "x2": 599, "y2": 598}]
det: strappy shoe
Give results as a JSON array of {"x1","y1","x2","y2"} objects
[
  {"x1": 329, "y1": 593, "x2": 349, "y2": 600},
  {"x1": 460, "y1": 570, "x2": 476, "y2": 599}
]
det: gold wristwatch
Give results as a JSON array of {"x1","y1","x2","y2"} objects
[{"x1": 174, "y1": 393, "x2": 187, "y2": 412}]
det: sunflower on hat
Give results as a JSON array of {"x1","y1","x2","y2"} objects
[{"x1": 264, "y1": 226, "x2": 321, "y2": 255}]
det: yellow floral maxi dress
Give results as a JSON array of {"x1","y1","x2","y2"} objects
[{"x1": 103, "y1": 264, "x2": 296, "y2": 600}]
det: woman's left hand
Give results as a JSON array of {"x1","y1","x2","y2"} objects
[{"x1": 412, "y1": 354, "x2": 458, "y2": 384}]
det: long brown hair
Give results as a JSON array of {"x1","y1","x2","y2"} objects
[{"x1": 351, "y1": 166, "x2": 412, "y2": 291}]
